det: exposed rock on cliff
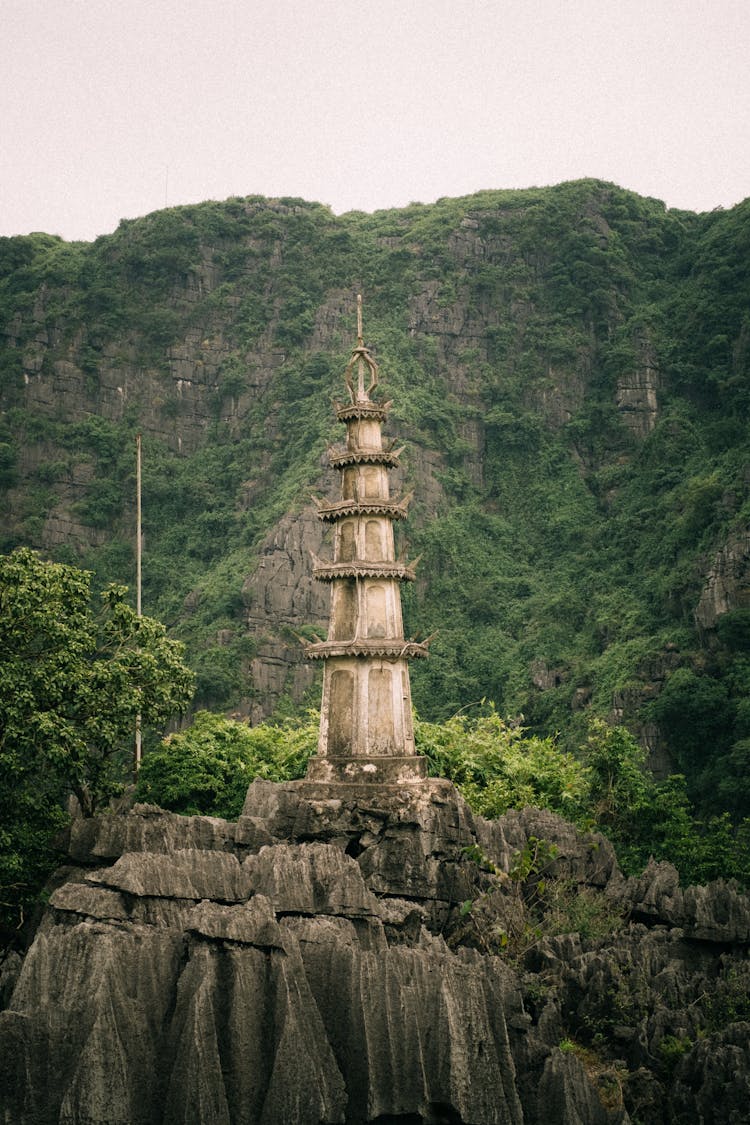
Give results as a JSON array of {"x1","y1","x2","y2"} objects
[
  {"x1": 241, "y1": 504, "x2": 330, "y2": 720},
  {"x1": 695, "y1": 527, "x2": 750, "y2": 630},
  {"x1": 2, "y1": 780, "x2": 748, "y2": 1124}
]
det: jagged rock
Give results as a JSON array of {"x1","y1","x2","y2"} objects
[
  {"x1": 186, "y1": 896, "x2": 284, "y2": 947},
  {"x1": 243, "y1": 843, "x2": 380, "y2": 917},
  {"x1": 624, "y1": 858, "x2": 682, "y2": 918},
  {"x1": 86, "y1": 848, "x2": 248, "y2": 902},
  {"x1": 239, "y1": 777, "x2": 484, "y2": 903},
  {"x1": 242, "y1": 505, "x2": 330, "y2": 721},
  {"x1": 695, "y1": 527, "x2": 750, "y2": 629},
  {"x1": 682, "y1": 880, "x2": 750, "y2": 942},
  {"x1": 671, "y1": 1022, "x2": 750, "y2": 1125},
  {"x1": 2, "y1": 779, "x2": 749, "y2": 1124},
  {"x1": 67, "y1": 803, "x2": 238, "y2": 863},
  {"x1": 537, "y1": 1050, "x2": 625, "y2": 1124},
  {"x1": 50, "y1": 881, "x2": 130, "y2": 921},
  {"x1": 486, "y1": 807, "x2": 623, "y2": 889},
  {"x1": 0, "y1": 950, "x2": 22, "y2": 1008},
  {"x1": 624, "y1": 858, "x2": 750, "y2": 941},
  {"x1": 615, "y1": 363, "x2": 659, "y2": 438}
]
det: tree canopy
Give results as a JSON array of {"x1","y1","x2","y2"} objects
[
  {"x1": 0, "y1": 548, "x2": 194, "y2": 933},
  {"x1": 134, "y1": 708, "x2": 316, "y2": 818}
]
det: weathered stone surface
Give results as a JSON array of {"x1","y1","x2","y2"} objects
[
  {"x1": 186, "y1": 895, "x2": 283, "y2": 947},
  {"x1": 49, "y1": 881, "x2": 130, "y2": 921},
  {"x1": 483, "y1": 806, "x2": 623, "y2": 889},
  {"x1": 305, "y1": 754, "x2": 429, "y2": 784},
  {"x1": 2, "y1": 779, "x2": 749, "y2": 1124},
  {"x1": 695, "y1": 526, "x2": 750, "y2": 629},
  {"x1": 67, "y1": 803, "x2": 237, "y2": 863},
  {"x1": 671, "y1": 1022, "x2": 750, "y2": 1125},
  {"x1": 161, "y1": 938, "x2": 348, "y2": 1125},
  {"x1": 1, "y1": 921, "x2": 184, "y2": 1124},
  {"x1": 243, "y1": 843, "x2": 380, "y2": 917},
  {"x1": 0, "y1": 950, "x2": 22, "y2": 1008},
  {"x1": 615, "y1": 361, "x2": 659, "y2": 438},
  {"x1": 86, "y1": 848, "x2": 247, "y2": 902},
  {"x1": 624, "y1": 858, "x2": 750, "y2": 941},
  {"x1": 239, "y1": 776, "x2": 485, "y2": 909},
  {"x1": 537, "y1": 1050, "x2": 623, "y2": 1124},
  {"x1": 242, "y1": 505, "x2": 330, "y2": 722}
]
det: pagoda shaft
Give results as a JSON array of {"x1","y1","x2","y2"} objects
[{"x1": 304, "y1": 311, "x2": 427, "y2": 784}]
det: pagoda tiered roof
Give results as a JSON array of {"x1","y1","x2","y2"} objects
[
  {"x1": 302, "y1": 295, "x2": 429, "y2": 782},
  {"x1": 310, "y1": 555, "x2": 419, "y2": 582},
  {"x1": 335, "y1": 399, "x2": 392, "y2": 423},
  {"x1": 313, "y1": 493, "x2": 413, "y2": 522},
  {"x1": 303, "y1": 638, "x2": 430, "y2": 661},
  {"x1": 327, "y1": 444, "x2": 404, "y2": 469}
]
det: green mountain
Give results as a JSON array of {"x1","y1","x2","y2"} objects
[{"x1": 2, "y1": 179, "x2": 749, "y2": 818}]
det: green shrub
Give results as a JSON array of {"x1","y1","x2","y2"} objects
[
  {"x1": 135, "y1": 710, "x2": 318, "y2": 818},
  {"x1": 416, "y1": 706, "x2": 590, "y2": 820}
]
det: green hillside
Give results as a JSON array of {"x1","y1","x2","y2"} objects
[{"x1": 1, "y1": 179, "x2": 749, "y2": 819}]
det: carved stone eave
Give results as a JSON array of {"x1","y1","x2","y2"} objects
[
  {"x1": 311, "y1": 558, "x2": 417, "y2": 582},
  {"x1": 327, "y1": 447, "x2": 403, "y2": 469},
  {"x1": 314, "y1": 494, "x2": 413, "y2": 523},
  {"x1": 335, "y1": 399, "x2": 392, "y2": 422},
  {"x1": 304, "y1": 639, "x2": 430, "y2": 661}
]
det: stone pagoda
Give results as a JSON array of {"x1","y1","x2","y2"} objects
[{"x1": 303, "y1": 298, "x2": 429, "y2": 784}]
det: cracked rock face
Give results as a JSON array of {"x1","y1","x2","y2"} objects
[
  {"x1": 1, "y1": 779, "x2": 749, "y2": 1124},
  {"x1": 695, "y1": 527, "x2": 750, "y2": 630}
]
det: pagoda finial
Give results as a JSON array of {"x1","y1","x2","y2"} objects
[{"x1": 344, "y1": 294, "x2": 378, "y2": 403}]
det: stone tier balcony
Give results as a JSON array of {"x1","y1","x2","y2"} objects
[
  {"x1": 327, "y1": 445, "x2": 404, "y2": 469},
  {"x1": 303, "y1": 638, "x2": 430, "y2": 661},
  {"x1": 310, "y1": 556, "x2": 419, "y2": 582},
  {"x1": 313, "y1": 494, "x2": 413, "y2": 523},
  {"x1": 335, "y1": 400, "x2": 392, "y2": 423}
]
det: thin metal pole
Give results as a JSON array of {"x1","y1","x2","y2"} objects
[
  {"x1": 136, "y1": 433, "x2": 142, "y2": 616},
  {"x1": 135, "y1": 433, "x2": 142, "y2": 773}
]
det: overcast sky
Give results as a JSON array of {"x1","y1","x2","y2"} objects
[{"x1": 3, "y1": 0, "x2": 749, "y2": 243}]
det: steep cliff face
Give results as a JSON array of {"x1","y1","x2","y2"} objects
[
  {"x1": 2, "y1": 781, "x2": 748, "y2": 1124},
  {"x1": 241, "y1": 505, "x2": 328, "y2": 720}
]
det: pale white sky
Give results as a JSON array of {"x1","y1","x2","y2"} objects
[{"x1": 3, "y1": 0, "x2": 749, "y2": 242}]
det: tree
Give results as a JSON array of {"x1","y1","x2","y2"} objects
[
  {"x1": 0, "y1": 548, "x2": 194, "y2": 932},
  {"x1": 582, "y1": 718, "x2": 750, "y2": 885},
  {"x1": 647, "y1": 667, "x2": 734, "y2": 778},
  {"x1": 134, "y1": 709, "x2": 317, "y2": 818},
  {"x1": 415, "y1": 706, "x2": 590, "y2": 821}
]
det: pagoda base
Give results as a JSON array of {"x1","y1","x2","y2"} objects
[{"x1": 305, "y1": 753, "x2": 428, "y2": 785}]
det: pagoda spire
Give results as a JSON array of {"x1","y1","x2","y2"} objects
[{"x1": 304, "y1": 297, "x2": 428, "y2": 784}]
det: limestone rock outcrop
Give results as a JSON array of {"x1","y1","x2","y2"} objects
[
  {"x1": 695, "y1": 527, "x2": 750, "y2": 630},
  {"x1": 2, "y1": 780, "x2": 749, "y2": 1124}
]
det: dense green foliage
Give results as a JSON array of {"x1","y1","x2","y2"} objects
[
  {"x1": 2, "y1": 180, "x2": 750, "y2": 833},
  {"x1": 417, "y1": 709, "x2": 749, "y2": 886},
  {"x1": 134, "y1": 709, "x2": 317, "y2": 817},
  {"x1": 416, "y1": 708, "x2": 589, "y2": 820},
  {"x1": 0, "y1": 549, "x2": 194, "y2": 934}
]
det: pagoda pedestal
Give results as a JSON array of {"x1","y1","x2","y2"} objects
[{"x1": 304, "y1": 303, "x2": 428, "y2": 784}]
